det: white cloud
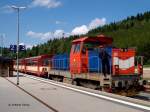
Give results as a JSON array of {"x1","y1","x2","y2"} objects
[
  {"x1": 55, "y1": 21, "x2": 61, "y2": 24},
  {"x1": 26, "y1": 44, "x2": 33, "y2": 49},
  {"x1": 71, "y1": 18, "x2": 106, "y2": 35},
  {"x1": 27, "y1": 31, "x2": 52, "y2": 40},
  {"x1": 27, "y1": 18, "x2": 106, "y2": 40},
  {"x1": 19, "y1": 43, "x2": 33, "y2": 49},
  {"x1": 55, "y1": 20, "x2": 66, "y2": 25},
  {"x1": 71, "y1": 25, "x2": 89, "y2": 35},
  {"x1": 54, "y1": 30, "x2": 64, "y2": 38},
  {"x1": 30, "y1": 0, "x2": 61, "y2": 8},
  {"x1": 89, "y1": 18, "x2": 106, "y2": 30},
  {"x1": 26, "y1": 30, "x2": 67, "y2": 40},
  {"x1": 19, "y1": 43, "x2": 25, "y2": 45}
]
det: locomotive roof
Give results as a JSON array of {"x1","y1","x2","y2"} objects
[{"x1": 72, "y1": 35, "x2": 113, "y2": 45}]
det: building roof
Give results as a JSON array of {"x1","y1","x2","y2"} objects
[{"x1": 0, "y1": 56, "x2": 12, "y2": 63}]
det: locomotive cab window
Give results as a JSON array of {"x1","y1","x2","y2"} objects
[
  {"x1": 82, "y1": 46, "x2": 86, "y2": 54},
  {"x1": 83, "y1": 42, "x2": 100, "y2": 51},
  {"x1": 73, "y1": 44, "x2": 81, "y2": 53}
]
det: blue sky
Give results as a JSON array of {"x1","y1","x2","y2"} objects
[{"x1": 0, "y1": 0, "x2": 150, "y2": 48}]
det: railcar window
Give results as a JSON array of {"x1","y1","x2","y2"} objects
[
  {"x1": 18, "y1": 60, "x2": 22, "y2": 65},
  {"x1": 32, "y1": 61, "x2": 38, "y2": 66},
  {"x1": 26, "y1": 60, "x2": 31, "y2": 66},
  {"x1": 26, "y1": 59, "x2": 38, "y2": 66},
  {"x1": 43, "y1": 59, "x2": 49, "y2": 66}
]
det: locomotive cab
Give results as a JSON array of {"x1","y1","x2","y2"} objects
[
  {"x1": 70, "y1": 41, "x2": 88, "y2": 73},
  {"x1": 70, "y1": 35, "x2": 113, "y2": 74}
]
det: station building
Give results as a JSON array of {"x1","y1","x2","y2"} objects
[{"x1": 0, "y1": 56, "x2": 13, "y2": 77}]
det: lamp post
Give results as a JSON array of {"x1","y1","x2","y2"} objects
[
  {"x1": 11, "y1": 5, "x2": 26, "y2": 85},
  {"x1": 0, "y1": 34, "x2": 5, "y2": 56},
  {"x1": 0, "y1": 34, "x2": 3, "y2": 56}
]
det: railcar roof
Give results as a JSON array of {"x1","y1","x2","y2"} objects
[{"x1": 24, "y1": 54, "x2": 52, "y2": 60}]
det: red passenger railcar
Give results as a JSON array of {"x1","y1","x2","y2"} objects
[
  {"x1": 25, "y1": 54, "x2": 53, "y2": 77},
  {"x1": 14, "y1": 54, "x2": 53, "y2": 77}
]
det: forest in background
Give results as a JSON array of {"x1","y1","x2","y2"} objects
[{"x1": 2, "y1": 11, "x2": 150, "y2": 64}]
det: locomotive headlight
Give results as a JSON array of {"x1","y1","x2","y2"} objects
[
  {"x1": 42, "y1": 68, "x2": 47, "y2": 72},
  {"x1": 73, "y1": 59, "x2": 76, "y2": 62},
  {"x1": 115, "y1": 65, "x2": 119, "y2": 69}
]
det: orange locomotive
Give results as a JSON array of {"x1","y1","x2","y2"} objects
[{"x1": 49, "y1": 35, "x2": 145, "y2": 96}]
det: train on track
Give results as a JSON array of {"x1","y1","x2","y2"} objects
[{"x1": 14, "y1": 35, "x2": 146, "y2": 96}]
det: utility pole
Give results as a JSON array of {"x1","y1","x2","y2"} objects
[
  {"x1": 63, "y1": 33, "x2": 65, "y2": 39},
  {"x1": 0, "y1": 34, "x2": 4, "y2": 56},
  {"x1": 11, "y1": 5, "x2": 26, "y2": 85}
]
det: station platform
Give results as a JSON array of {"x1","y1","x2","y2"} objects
[
  {"x1": 143, "y1": 68, "x2": 150, "y2": 80},
  {"x1": 0, "y1": 73, "x2": 149, "y2": 112},
  {"x1": 0, "y1": 76, "x2": 54, "y2": 112}
]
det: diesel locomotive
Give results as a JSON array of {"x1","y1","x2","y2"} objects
[{"x1": 14, "y1": 35, "x2": 145, "y2": 96}]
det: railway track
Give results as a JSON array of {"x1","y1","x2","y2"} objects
[
  {"x1": 13, "y1": 72, "x2": 150, "y2": 111},
  {"x1": 130, "y1": 92, "x2": 150, "y2": 101},
  {"x1": 26, "y1": 73, "x2": 150, "y2": 101},
  {"x1": 15, "y1": 72, "x2": 150, "y2": 102}
]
